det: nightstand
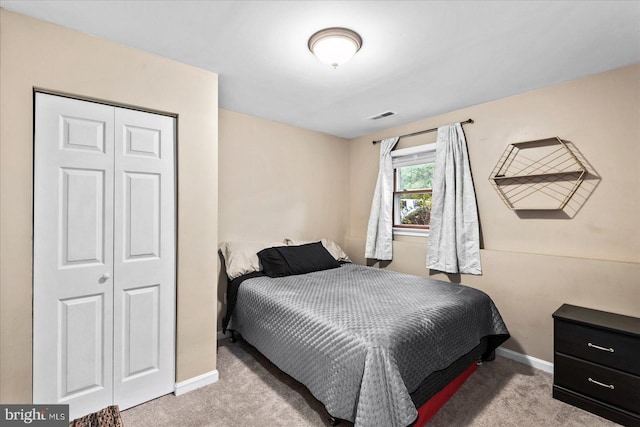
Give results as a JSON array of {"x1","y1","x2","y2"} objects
[{"x1": 553, "y1": 304, "x2": 640, "y2": 426}]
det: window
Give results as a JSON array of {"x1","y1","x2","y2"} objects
[{"x1": 391, "y1": 144, "x2": 436, "y2": 234}]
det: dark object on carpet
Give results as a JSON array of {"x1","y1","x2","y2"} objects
[{"x1": 70, "y1": 405, "x2": 124, "y2": 427}]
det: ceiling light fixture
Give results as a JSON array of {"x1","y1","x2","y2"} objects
[{"x1": 308, "y1": 27, "x2": 362, "y2": 68}]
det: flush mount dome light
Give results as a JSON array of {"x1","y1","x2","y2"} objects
[{"x1": 308, "y1": 27, "x2": 362, "y2": 68}]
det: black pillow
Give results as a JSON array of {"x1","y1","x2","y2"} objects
[
  {"x1": 277, "y1": 242, "x2": 341, "y2": 275},
  {"x1": 258, "y1": 242, "x2": 341, "y2": 278},
  {"x1": 257, "y1": 246, "x2": 290, "y2": 277}
]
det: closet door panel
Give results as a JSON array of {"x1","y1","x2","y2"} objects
[
  {"x1": 113, "y1": 108, "x2": 175, "y2": 410},
  {"x1": 34, "y1": 93, "x2": 114, "y2": 419},
  {"x1": 124, "y1": 172, "x2": 161, "y2": 260},
  {"x1": 59, "y1": 294, "x2": 105, "y2": 399},
  {"x1": 60, "y1": 168, "x2": 106, "y2": 266},
  {"x1": 122, "y1": 285, "x2": 160, "y2": 380}
]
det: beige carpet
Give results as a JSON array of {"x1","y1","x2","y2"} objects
[{"x1": 121, "y1": 338, "x2": 618, "y2": 426}]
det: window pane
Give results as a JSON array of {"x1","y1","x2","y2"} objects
[
  {"x1": 397, "y1": 163, "x2": 434, "y2": 190},
  {"x1": 398, "y1": 193, "x2": 432, "y2": 226}
]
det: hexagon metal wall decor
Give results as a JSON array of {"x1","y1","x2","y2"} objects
[{"x1": 489, "y1": 137, "x2": 586, "y2": 210}]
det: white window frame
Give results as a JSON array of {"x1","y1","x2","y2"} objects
[{"x1": 391, "y1": 143, "x2": 436, "y2": 237}]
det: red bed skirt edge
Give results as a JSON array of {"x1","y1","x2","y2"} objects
[{"x1": 413, "y1": 362, "x2": 477, "y2": 427}]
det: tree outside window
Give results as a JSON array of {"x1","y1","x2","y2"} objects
[{"x1": 394, "y1": 163, "x2": 433, "y2": 229}]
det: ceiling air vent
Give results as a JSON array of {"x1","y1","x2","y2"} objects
[{"x1": 368, "y1": 111, "x2": 396, "y2": 120}]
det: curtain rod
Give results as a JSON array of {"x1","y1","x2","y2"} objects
[{"x1": 371, "y1": 118, "x2": 474, "y2": 145}]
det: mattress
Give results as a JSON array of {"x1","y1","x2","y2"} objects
[{"x1": 226, "y1": 263, "x2": 509, "y2": 427}]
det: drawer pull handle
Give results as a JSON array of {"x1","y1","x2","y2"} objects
[
  {"x1": 588, "y1": 377, "x2": 614, "y2": 390},
  {"x1": 587, "y1": 343, "x2": 614, "y2": 353}
]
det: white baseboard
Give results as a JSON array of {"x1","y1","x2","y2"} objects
[
  {"x1": 496, "y1": 347, "x2": 554, "y2": 374},
  {"x1": 174, "y1": 370, "x2": 219, "y2": 396}
]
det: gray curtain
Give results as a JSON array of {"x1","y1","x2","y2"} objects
[
  {"x1": 426, "y1": 124, "x2": 481, "y2": 274},
  {"x1": 365, "y1": 136, "x2": 399, "y2": 260}
]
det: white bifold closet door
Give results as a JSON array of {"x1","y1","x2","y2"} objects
[{"x1": 33, "y1": 93, "x2": 175, "y2": 419}]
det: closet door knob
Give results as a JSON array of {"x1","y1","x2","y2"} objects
[{"x1": 101, "y1": 272, "x2": 111, "y2": 280}]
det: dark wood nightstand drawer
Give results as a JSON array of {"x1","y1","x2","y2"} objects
[
  {"x1": 555, "y1": 320, "x2": 640, "y2": 376},
  {"x1": 555, "y1": 354, "x2": 640, "y2": 415}
]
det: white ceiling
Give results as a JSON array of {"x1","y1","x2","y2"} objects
[{"x1": 2, "y1": 1, "x2": 639, "y2": 138}]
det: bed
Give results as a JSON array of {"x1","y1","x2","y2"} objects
[{"x1": 221, "y1": 240, "x2": 509, "y2": 427}]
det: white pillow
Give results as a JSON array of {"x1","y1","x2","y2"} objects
[
  {"x1": 284, "y1": 238, "x2": 351, "y2": 262},
  {"x1": 220, "y1": 240, "x2": 285, "y2": 279}
]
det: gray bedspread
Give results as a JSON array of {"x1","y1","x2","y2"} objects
[{"x1": 228, "y1": 263, "x2": 509, "y2": 427}]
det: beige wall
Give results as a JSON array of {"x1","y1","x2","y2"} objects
[
  {"x1": 347, "y1": 64, "x2": 640, "y2": 362},
  {"x1": 219, "y1": 109, "x2": 349, "y2": 243},
  {"x1": 0, "y1": 9, "x2": 219, "y2": 403},
  {"x1": 217, "y1": 109, "x2": 349, "y2": 325}
]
